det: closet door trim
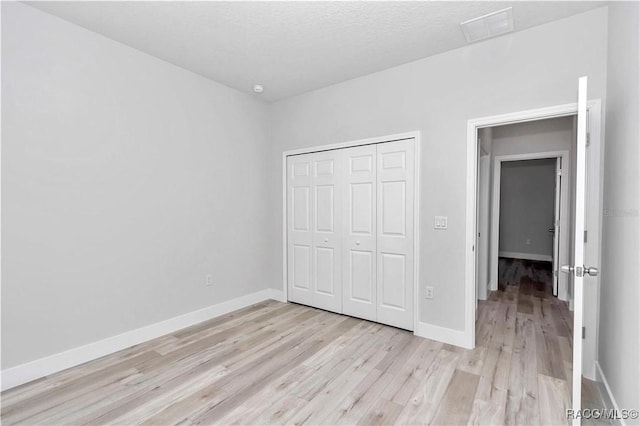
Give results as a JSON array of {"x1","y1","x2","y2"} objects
[{"x1": 282, "y1": 131, "x2": 421, "y2": 332}]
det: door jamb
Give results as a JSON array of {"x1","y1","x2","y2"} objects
[
  {"x1": 465, "y1": 101, "x2": 602, "y2": 360},
  {"x1": 281, "y1": 131, "x2": 422, "y2": 333}
]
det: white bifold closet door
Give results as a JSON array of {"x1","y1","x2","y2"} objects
[
  {"x1": 287, "y1": 150, "x2": 343, "y2": 313},
  {"x1": 343, "y1": 144, "x2": 378, "y2": 322},
  {"x1": 376, "y1": 140, "x2": 414, "y2": 330},
  {"x1": 287, "y1": 138, "x2": 414, "y2": 330}
]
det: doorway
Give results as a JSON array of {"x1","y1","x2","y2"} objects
[
  {"x1": 493, "y1": 153, "x2": 570, "y2": 301},
  {"x1": 466, "y1": 98, "x2": 604, "y2": 419}
]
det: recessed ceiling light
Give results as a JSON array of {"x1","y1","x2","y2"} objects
[
  {"x1": 253, "y1": 84, "x2": 264, "y2": 94},
  {"x1": 460, "y1": 7, "x2": 514, "y2": 44}
]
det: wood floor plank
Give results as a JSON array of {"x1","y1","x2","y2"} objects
[
  {"x1": 505, "y1": 313, "x2": 540, "y2": 426},
  {"x1": 1, "y1": 262, "x2": 606, "y2": 426},
  {"x1": 394, "y1": 348, "x2": 460, "y2": 425},
  {"x1": 190, "y1": 317, "x2": 361, "y2": 424},
  {"x1": 381, "y1": 339, "x2": 443, "y2": 405},
  {"x1": 430, "y1": 369, "x2": 480, "y2": 425},
  {"x1": 357, "y1": 398, "x2": 403, "y2": 426},
  {"x1": 322, "y1": 369, "x2": 394, "y2": 425},
  {"x1": 533, "y1": 297, "x2": 566, "y2": 381},
  {"x1": 538, "y1": 373, "x2": 571, "y2": 426}
]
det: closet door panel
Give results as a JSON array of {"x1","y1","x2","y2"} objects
[
  {"x1": 342, "y1": 145, "x2": 377, "y2": 321},
  {"x1": 311, "y1": 150, "x2": 342, "y2": 313},
  {"x1": 287, "y1": 154, "x2": 314, "y2": 305},
  {"x1": 377, "y1": 140, "x2": 415, "y2": 330}
]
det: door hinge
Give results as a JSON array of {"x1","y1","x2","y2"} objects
[
  {"x1": 584, "y1": 230, "x2": 588, "y2": 243},
  {"x1": 586, "y1": 132, "x2": 591, "y2": 146},
  {"x1": 582, "y1": 326, "x2": 586, "y2": 339}
]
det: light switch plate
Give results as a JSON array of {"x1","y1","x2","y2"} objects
[{"x1": 434, "y1": 216, "x2": 448, "y2": 229}]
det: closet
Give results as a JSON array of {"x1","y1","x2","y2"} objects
[{"x1": 286, "y1": 138, "x2": 415, "y2": 330}]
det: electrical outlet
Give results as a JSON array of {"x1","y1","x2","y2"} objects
[
  {"x1": 206, "y1": 274, "x2": 213, "y2": 287},
  {"x1": 526, "y1": 239, "x2": 531, "y2": 245},
  {"x1": 425, "y1": 286, "x2": 434, "y2": 299},
  {"x1": 434, "y1": 216, "x2": 448, "y2": 229}
]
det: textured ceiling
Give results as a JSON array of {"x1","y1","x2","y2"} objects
[{"x1": 27, "y1": 1, "x2": 607, "y2": 102}]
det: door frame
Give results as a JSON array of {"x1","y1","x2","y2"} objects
[
  {"x1": 490, "y1": 150, "x2": 570, "y2": 301},
  {"x1": 282, "y1": 131, "x2": 422, "y2": 332},
  {"x1": 465, "y1": 101, "x2": 602, "y2": 379}
]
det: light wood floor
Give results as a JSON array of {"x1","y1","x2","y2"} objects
[{"x1": 2, "y1": 259, "x2": 608, "y2": 425}]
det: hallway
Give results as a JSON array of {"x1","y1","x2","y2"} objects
[{"x1": 475, "y1": 257, "x2": 608, "y2": 425}]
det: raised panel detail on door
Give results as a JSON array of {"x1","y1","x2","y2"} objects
[
  {"x1": 350, "y1": 250, "x2": 374, "y2": 302},
  {"x1": 293, "y1": 162, "x2": 310, "y2": 177},
  {"x1": 351, "y1": 155, "x2": 373, "y2": 172},
  {"x1": 315, "y1": 185, "x2": 334, "y2": 232},
  {"x1": 343, "y1": 145, "x2": 377, "y2": 322},
  {"x1": 381, "y1": 151, "x2": 406, "y2": 170},
  {"x1": 293, "y1": 245, "x2": 311, "y2": 290},
  {"x1": 293, "y1": 187, "x2": 310, "y2": 231},
  {"x1": 316, "y1": 159, "x2": 334, "y2": 176},
  {"x1": 377, "y1": 140, "x2": 414, "y2": 330},
  {"x1": 315, "y1": 247, "x2": 335, "y2": 295},
  {"x1": 380, "y1": 253, "x2": 406, "y2": 309},
  {"x1": 381, "y1": 181, "x2": 406, "y2": 236},
  {"x1": 351, "y1": 183, "x2": 373, "y2": 234}
]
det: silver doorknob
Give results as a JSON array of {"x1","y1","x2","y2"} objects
[
  {"x1": 548, "y1": 228, "x2": 555, "y2": 233},
  {"x1": 584, "y1": 266, "x2": 599, "y2": 277},
  {"x1": 356, "y1": 241, "x2": 361, "y2": 245},
  {"x1": 561, "y1": 265, "x2": 574, "y2": 274},
  {"x1": 324, "y1": 238, "x2": 329, "y2": 242}
]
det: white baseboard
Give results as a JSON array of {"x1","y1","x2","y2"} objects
[
  {"x1": 489, "y1": 278, "x2": 498, "y2": 292},
  {"x1": 267, "y1": 287, "x2": 286, "y2": 303},
  {"x1": 1, "y1": 288, "x2": 285, "y2": 392},
  {"x1": 414, "y1": 321, "x2": 472, "y2": 349},
  {"x1": 595, "y1": 362, "x2": 626, "y2": 426},
  {"x1": 499, "y1": 251, "x2": 553, "y2": 262}
]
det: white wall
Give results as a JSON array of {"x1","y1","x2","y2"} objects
[
  {"x1": 1, "y1": 3, "x2": 271, "y2": 369},
  {"x1": 269, "y1": 8, "x2": 608, "y2": 334},
  {"x1": 598, "y1": 2, "x2": 640, "y2": 411},
  {"x1": 491, "y1": 116, "x2": 575, "y2": 157},
  {"x1": 499, "y1": 159, "x2": 556, "y2": 258}
]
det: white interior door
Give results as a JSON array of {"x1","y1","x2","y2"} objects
[
  {"x1": 552, "y1": 157, "x2": 562, "y2": 296},
  {"x1": 311, "y1": 150, "x2": 343, "y2": 313},
  {"x1": 477, "y1": 154, "x2": 491, "y2": 301},
  {"x1": 563, "y1": 76, "x2": 598, "y2": 423},
  {"x1": 342, "y1": 145, "x2": 377, "y2": 321},
  {"x1": 376, "y1": 140, "x2": 414, "y2": 330},
  {"x1": 287, "y1": 154, "x2": 314, "y2": 306}
]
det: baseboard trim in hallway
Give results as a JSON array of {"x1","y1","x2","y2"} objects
[
  {"x1": 595, "y1": 362, "x2": 627, "y2": 426},
  {"x1": 0, "y1": 288, "x2": 285, "y2": 392}
]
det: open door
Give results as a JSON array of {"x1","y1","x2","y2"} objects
[
  {"x1": 562, "y1": 76, "x2": 599, "y2": 424},
  {"x1": 552, "y1": 157, "x2": 562, "y2": 296}
]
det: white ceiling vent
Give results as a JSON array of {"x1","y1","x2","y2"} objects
[{"x1": 460, "y1": 7, "x2": 514, "y2": 43}]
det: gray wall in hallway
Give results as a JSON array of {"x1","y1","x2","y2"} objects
[{"x1": 499, "y1": 159, "x2": 557, "y2": 258}]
